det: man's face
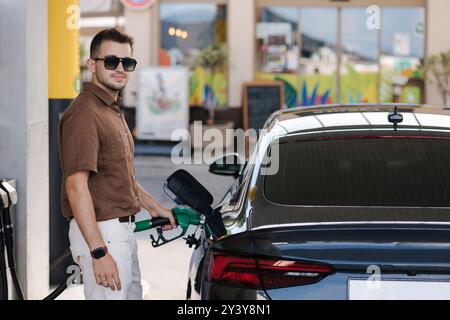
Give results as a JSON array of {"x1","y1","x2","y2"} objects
[{"x1": 89, "y1": 41, "x2": 133, "y2": 92}]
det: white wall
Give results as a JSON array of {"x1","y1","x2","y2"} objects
[
  {"x1": 123, "y1": 7, "x2": 155, "y2": 107},
  {"x1": 0, "y1": 0, "x2": 49, "y2": 299},
  {"x1": 228, "y1": 0, "x2": 255, "y2": 107},
  {"x1": 426, "y1": 0, "x2": 450, "y2": 105},
  {"x1": 26, "y1": 0, "x2": 49, "y2": 299}
]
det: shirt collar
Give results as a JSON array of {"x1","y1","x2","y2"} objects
[{"x1": 82, "y1": 82, "x2": 122, "y2": 107}]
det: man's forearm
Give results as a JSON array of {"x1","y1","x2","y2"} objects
[{"x1": 67, "y1": 179, "x2": 105, "y2": 250}]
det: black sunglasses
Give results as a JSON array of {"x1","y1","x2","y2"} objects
[{"x1": 94, "y1": 55, "x2": 137, "y2": 72}]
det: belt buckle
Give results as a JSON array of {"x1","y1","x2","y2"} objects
[{"x1": 119, "y1": 215, "x2": 133, "y2": 223}]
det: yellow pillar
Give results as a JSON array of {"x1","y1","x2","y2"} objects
[{"x1": 48, "y1": 0, "x2": 79, "y2": 99}]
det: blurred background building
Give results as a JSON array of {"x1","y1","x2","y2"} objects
[{"x1": 79, "y1": 0, "x2": 434, "y2": 114}]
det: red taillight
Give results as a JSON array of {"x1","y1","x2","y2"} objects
[
  {"x1": 207, "y1": 252, "x2": 333, "y2": 289},
  {"x1": 208, "y1": 255, "x2": 261, "y2": 288},
  {"x1": 258, "y1": 259, "x2": 333, "y2": 289}
]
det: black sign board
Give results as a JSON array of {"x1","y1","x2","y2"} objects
[{"x1": 242, "y1": 81, "x2": 284, "y2": 131}]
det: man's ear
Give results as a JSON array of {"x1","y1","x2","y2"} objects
[{"x1": 86, "y1": 58, "x2": 96, "y2": 74}]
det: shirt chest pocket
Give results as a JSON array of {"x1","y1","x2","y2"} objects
[{"x1": 100, "y1": 131, "x2": 129, "y2": 164}]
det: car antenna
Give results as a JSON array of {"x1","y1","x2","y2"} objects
[{"x1": 388, "y1": 106, "x2": 403, "y2": 131}]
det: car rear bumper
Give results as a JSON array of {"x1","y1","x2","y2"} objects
[{"x1": 201, "y1": 273, "x2": 450, "y2": 300}]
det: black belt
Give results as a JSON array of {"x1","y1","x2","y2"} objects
[{"x1": 118, "y1": 215, "x2": 135, "y2": 223}]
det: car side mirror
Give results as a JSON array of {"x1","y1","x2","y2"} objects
[{"x1": 209, "y1": 154, "x2": 243, "y2": 178}]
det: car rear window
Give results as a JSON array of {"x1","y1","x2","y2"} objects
[{"x1": 264, "y1": 137, "x2": 450, "y2": 207}]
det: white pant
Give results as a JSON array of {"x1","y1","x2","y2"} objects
[{"x1": 68, "y1": 218, "x2": 143, "y2": 300}]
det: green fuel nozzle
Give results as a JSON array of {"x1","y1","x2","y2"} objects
[
  {"x1": 134, "y1": 205, "x2": 207, "y2": 247},
  {"x1": 134, "y1": 205, "x2": 201, "y2": 233}
]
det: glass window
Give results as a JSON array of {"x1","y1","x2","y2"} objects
[
  {"x1": 160, "y1": 3, "x2": 227, "y2": 107},
  {"x1": 255, "y1": 5, "x2": 426, "y2": 107},
  {"x1": 340, "y1": 8, "x2": 379, "y2": 104},
  {"x1": 265, "y1": 137, "x2": 450, "y2": 207},
  {"x1": 299, "y1": 8, "x2": 338, "y2": 106},
  {"x1": 380, "y1": 8, "x2": 425, "y2": 104},
  {"x1": 256, "y1": 7, "x2": 299, "y2": 108}
]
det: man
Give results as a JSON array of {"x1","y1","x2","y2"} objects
[{"x1": 58, "y1": 28, "x2": 176, "y2": 300}]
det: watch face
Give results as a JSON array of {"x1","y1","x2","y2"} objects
[{"x1": 91, "y1": 247, "x2": 107, "y2": 259}]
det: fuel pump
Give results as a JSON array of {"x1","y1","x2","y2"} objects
[
  {"x1": 0, "y1": 181, "x2": 23, "y2": 300},
  {"x1": 0, "y1": 187, "x2": 9, "y2": 300}
]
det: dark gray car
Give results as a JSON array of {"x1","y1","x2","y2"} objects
[{"x1": 185, "y1": 104, "x2": 450, "y2": 300}]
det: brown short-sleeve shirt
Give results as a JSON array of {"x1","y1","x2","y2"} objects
[{"x1": 58, "y1": 82, "x2": 140, "y2": 222}]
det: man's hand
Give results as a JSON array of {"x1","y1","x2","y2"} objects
[
  {"x1": 92, "y1": 253, "x2": 122, "y2": 291},
  {"x1": 152, "y1": 207, "x2": 177, "y2": 231}
]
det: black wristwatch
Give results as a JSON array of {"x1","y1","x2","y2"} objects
[{"x1": 90, "y1": 246, "x2": 108, "y2": 259}]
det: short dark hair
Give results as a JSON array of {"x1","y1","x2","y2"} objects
[{"x1": 90, "y1": 28, "x2": 134, "y2": 58}]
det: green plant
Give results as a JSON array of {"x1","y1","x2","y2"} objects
[
  {"x1": 193, "y1": 43, "x2": 227, "y2": 73},
  {"x1": 192, "y1": 43, "x2": 227, "y2": 123},
  {"x1": 426, "y1": 51, "x2": 450, "y2": 105}
]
